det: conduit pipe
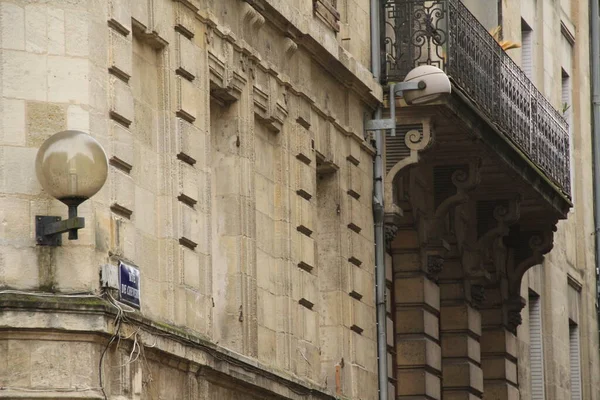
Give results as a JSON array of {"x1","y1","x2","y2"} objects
[
  {"x1": 370, "y1": 0, "x2": 389, "y2": 399},
  {"x1": 590, "y1": 0, "x2": 600, "y2": 337}
]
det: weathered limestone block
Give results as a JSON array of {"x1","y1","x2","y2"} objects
[
  {"x1": 109, "y1": 121, "x2": 134, "y2": 171},
  {"x1": 177, "y1": 76, "x2": 199, "y2": 123},
  {"x1": 109, "y1": 29, "x2": 132, "y2": 80},
  {"x1": 110, "y1": 76, "x2": 134, "y2": 126},
  {"x1": 109, "y1": 0, "x2": 132, "y2": 34},
  {"x1": 110, "y1": 168, "x2": 135, "y2": 214},
  {"x1": 177, "y1": 33, "x2": 198, "y2": 80},
  {"x1": 175, "y1": 118, "x2": 206, "y2": 166}
]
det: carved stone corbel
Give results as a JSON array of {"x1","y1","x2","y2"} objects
[
  {"x1": 462, "y1": 198, "x2": 521, "y2": 282},
  {"x1": 283, "y1": 37, "x2": 298, "y2": 58},
  {"x1": 384, "y1": 205, "x2": 403, "y2": 251},
  {"x1": 418, "y1": 161, "x2": 481, "y2": 281},
  {"x1": 505, "y1": 296, "x2": 527, "y2": 333},
  {"x1": 508, "y1": 228, "x2": 555, "y2": 296},
  {"x1": 500, "y1": 224, "x2": 556, "y2": 332},
  {"x1": 241, "y1": 2, "x2": 265, "y2": 36},
  {"x1": 470, "y1": 284, "x2": 486, "y2": 309},
  {"x1": 384, "y1": 119, "x2": 434, "y2": 211}
]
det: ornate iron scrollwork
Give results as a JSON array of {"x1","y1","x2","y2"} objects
[{"x1": 382, "y1": 0, "x2": 571, "y2": 197}]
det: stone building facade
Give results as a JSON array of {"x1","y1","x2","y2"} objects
[{"x1": 0, "y1": 1, "x2": 597, "y2": 400}]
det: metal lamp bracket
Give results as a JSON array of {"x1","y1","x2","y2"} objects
[
  {"x1": 365, "y1": 81, "x2": 426, "y2": 136},
  {"x1": 35, "y1": 213, "x2": 85, "y2": 246}
]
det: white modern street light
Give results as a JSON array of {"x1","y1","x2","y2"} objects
[{"x1": 35, "y1": 130, "x2": 108, "y2": 246}]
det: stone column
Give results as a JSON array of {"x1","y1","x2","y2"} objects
[
  {"x1": 439, "y1": 257, "x2": 484, "y2": 400},
  {"x1": 480, "y1": 288, "x2": 520, "y2": 400},
  {"x1": 392, "y1": 228, "x2": 442, "y2": 400}
]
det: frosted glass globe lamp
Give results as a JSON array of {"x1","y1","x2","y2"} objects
[{"x1": 35, "y1": 130, "x2": 108, "y2": 245}]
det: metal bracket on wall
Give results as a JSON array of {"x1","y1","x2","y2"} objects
[
  {"x1": 35, "y1": 215, "x2": 85, "y2": 246},
  {"x1": 365, "y1": 119, "x2": 395, "y2": 131}
]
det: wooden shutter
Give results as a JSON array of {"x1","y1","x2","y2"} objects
[
  {"x1": 314, "y1": 0, "x2": 340, "y2": 32},
  {"x1": 528, "y1": 295, "x2": 546, "y2": 400},
  {"x1": 569, "y1": 324, "x2": 582, "y2": 400},
  {"x1": 521, "y1": 24, "x2": 533, "y2": 79}
]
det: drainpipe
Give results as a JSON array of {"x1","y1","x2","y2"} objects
[
  {"x1": 590, "y1": 0, "x2": 600, "y2": 338},
  {"x1": 370, "y1": 0, "x2": 389, "y2": 399}
]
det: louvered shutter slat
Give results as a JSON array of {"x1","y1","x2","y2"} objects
[{"x1": 529, "y1": 296, "x2": 546, "y2": 399}]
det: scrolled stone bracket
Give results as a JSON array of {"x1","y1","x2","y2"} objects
[{"x1": 384, "y1": 206, "x2": 403, "y2": 252}]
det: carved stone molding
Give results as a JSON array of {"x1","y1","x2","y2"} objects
[
  {"x1": 505, "y1": 296, "x2": 527, "y2": 333},
  {"x1": 470, "y1": 284, "x2": 486, "y2": 309},
  {"x1": 241, "y1": 2, "x2": 265, "y2": 36},
  {"x1": 208, "y1": 50, "x2": 247, "y2": 104},
  {"x1": 384, "y1": 206, "x2": 403, "y2": 251},
  {"x1": 283, "y1": 37, "x2": 299, "y2": 58},
  {"x1": 461, "y1": 197, "x2": 521, "y2": 283},
  {"x1": 426, "y1": 253, "x2": 445, "y2": 282}
]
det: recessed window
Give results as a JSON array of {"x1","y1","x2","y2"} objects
[
  {"x1": 528, "y1": 292, "x2": 545, "y2": 399},
  {"x1": 521, "y1": 19, "x2": 534, "y2": 79}
]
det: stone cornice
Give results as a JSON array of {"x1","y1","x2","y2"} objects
[
  {"x1": 0, "y1": 293, "x2": 336, "y2": 400},
  {"x1": 187, "y1": 0, "x2": 382, "y2": 107}
]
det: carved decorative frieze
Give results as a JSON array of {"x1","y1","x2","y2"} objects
[
  {"x1": 426, "y1": 254, "x2": 445, "y2": 281},
  {"x1": 470, "y1": 284, "x2": 486, "y2": 309}
]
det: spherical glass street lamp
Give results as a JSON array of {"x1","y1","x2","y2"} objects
[{"x1": 35, "y1": 130, "x2": 108, "y2": 245}]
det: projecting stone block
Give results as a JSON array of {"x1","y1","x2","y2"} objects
[
  {"x1": 442, "y1": 361, "x2": 483, "y2": 392},
  {"x1": 109, "y1": 76, "x2": 134, "y2": 126},
  {"x1": 109, "y1": 29, "x2": 132, "y2": 80},
  {"x1": 295, "y1": 160, "x2": 314, "y2": 199},
  {"x1": 110, "y1": 168, "x2": 134, "y2": 215},
  {"x1": 441, "y1": 304, "x2": 481, "y2": 336},
  {"x1": 174, "y1": 2, "x2": 196, "y2": 38},
  {"x1": 347, "y1": 163, "x2": 362, "y2": 199},
  {"x1": 300, "y1": 305, "x2": 318, "y2": 344},
  {"x1": 396, "y1": 369, "x2": 440, "y2": 398},
  {"x1": 347, "y1": 194, "x2": 365, "y2": 233},
  {"x1": 348, "y1": 230, "x2": 370, "y2": 266},
  {"x1": 442, "y1": 334, "x2": 481, "y2": 363},
  {"x1": 481, "y1": 357, "x2": 517, "y2": 384},
  {"x1": 131, "y1": 0, "x2": 150, "y2": 29},
  {"x1": 395, "y1": 276, "x2": 440, "y2": 311},
  {"x1": 109, "y1": 122, "x2": 133, "y2": 171},
  {"x1": 176, "y1": 76, "x2": 198, "y2": 123},
  {"x1": 293, "y1": 231, "x2": 314, "y2": 271},
  {"x1": 348, "y1": 264, "x2": 373, "y2": 306},
  {"x1": 181, "y1": 246, "x2": 205, "y2": 290},
  {"x1": 179, "y1": 162, "x2": 199, "y2": 205},
  {"x1": 350, "y1": 297, "x2": 374, "y2": 338},
  {"x1": 295, "y1": 195, "x2": 313, "y2": 236},
  {"x1": 177, "y1": 33, "x2": 197, "y2": 80},
  {"x1": 397, "y1": 337, "x2": 441, "y2": 370},
  {"x1": 175, "y1": 118, "x2": 205, "y2": 166},
  {"x1": 480, "y1": 329, "x2": 517, "y2": 357},
  {"x1": 179, "y1": 204, "x2": 201, "y2": 249},
  {"x1": 293, "y1": 124, "x2": 313, "y2": 165},
  {"x1": 109, "y1": 0, "x2": 131, "y2": 35}
]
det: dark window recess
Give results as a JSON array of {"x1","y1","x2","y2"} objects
[{"x1": 313, "y1": 0, "x2": 340, "y2": 32}]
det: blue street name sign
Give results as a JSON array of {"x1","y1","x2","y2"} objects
[{"x1": 119, "y1": 261, "x2": 140, "y2": 309}]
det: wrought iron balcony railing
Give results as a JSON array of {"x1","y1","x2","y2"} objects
[{"x1": 382, "y1": 0, "x2": 571, "y2": 196}]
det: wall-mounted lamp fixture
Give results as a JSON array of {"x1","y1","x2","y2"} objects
[
  {"x1": 365, "y1": 65, "x2": 451, "y2": 137},
  {"x1": 35, "y1": 130, "x2": 108, "y2": 246}
]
